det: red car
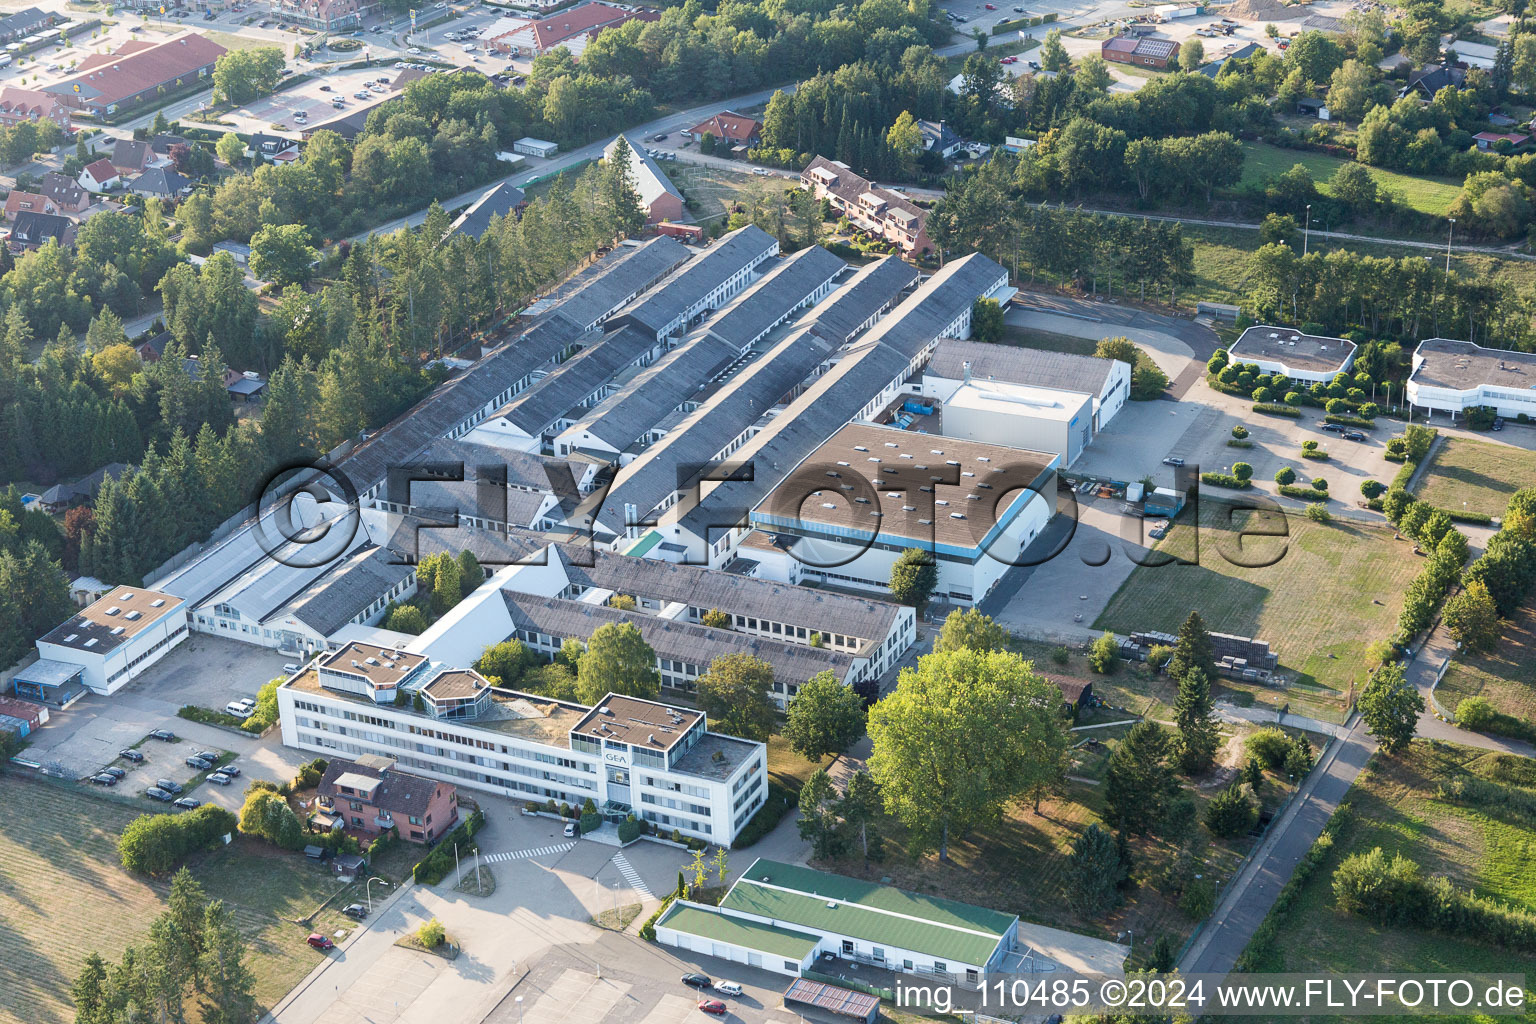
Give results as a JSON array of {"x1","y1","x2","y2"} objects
[
  {"x1": 307, "y1": 934, "x2": 335, "y2": 951},
  {"x1": 985, "y1": 4, "x2": 998, "y2": 9},
  {"x1": 698, "y1": 1000, "x2": 727, "y2": 1016}
]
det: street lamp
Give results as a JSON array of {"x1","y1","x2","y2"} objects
[
  {"x1": 366, "y1": 876, "x2": 390, "y2": 913},
  {"x1": 1445, "y1": 216, "x2": 1456, "y2": 276},
  {"x1": 515, "y1": 996, "x2": 524, "y2": 1024},
  {"x1": 1303, "y1": 203, "x2": 1311, "y2": 257}
]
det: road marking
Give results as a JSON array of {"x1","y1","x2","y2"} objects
[
  {"x1": 610, "y1": 852, "x2": 654, "y2": 900},
  {"x1": 480, "y1": 841, "x2": 575, "y2": 864}
]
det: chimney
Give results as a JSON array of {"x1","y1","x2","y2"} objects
[{"x1": 962, "y1": 360, "x2": 971, "y2": 383}]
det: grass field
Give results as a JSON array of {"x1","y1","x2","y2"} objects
[
  {"x1": 1238, "y1": 141, "x2": 1464, "y2": 217},
  {"x1": 0, "y1": 778, "x2": 364, "y2": 1024},
  {"x1": 1242, "y1": 743, "x2": 1536, "y2": 1019},
  {"x1": 1437, "y1": 603, "x2": 1536, "y2": 722},
  {"x1": 669, "y1": 163, "x2": 797, "y2": 227},
  {"x1": 1094, "y1": 499, "x2": 1422, "y2": 720},
  {"x1": 1412, "y1": 437, "x2": 1536, "y2": 519}
]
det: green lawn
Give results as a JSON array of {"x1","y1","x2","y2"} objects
[
  {"x1": 1094, "y1": 499, "x2": 1422, "y2": 721},
  {"x1": 1413, "y1": 437, "x2": 1536, "y2": 519},
  {"x1": 1438, "y1": 603, "x2": 1536, "y2": 722},
  {"x1": 1241, "y1": 743, "x2": 1536, "y2": 1021},
  {"x1": 0, "y1": 778, "x2": 367, "y2": 1024},
  {"x1": 1238, "y1": 141, "x2": 1465, "y2": 217},
  {"x1": 1000, "y1": 326, "x2": 1099, "y2": 357}
]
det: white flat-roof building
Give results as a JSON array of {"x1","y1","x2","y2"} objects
[
  {"x1": 512, "y1": 137, "x2": 559, "y2": 158},
  {"x1": 34, "y1": 586, "x2": 188, "y2": 695},
  {"x1": 279, "y1": 666, "x2": 768, "y2": 843},
  {"x1": 1227, "y1": 325, "x2": 1357, "y2": 384},
  {"x1": 1407, "y1": 338, "x2": 1536, "y2": 420}
]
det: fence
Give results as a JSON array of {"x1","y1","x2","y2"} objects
[{"x1": 801, "y1": 969, "x2": 895, "y2": 1002}]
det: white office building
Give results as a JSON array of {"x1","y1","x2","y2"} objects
[
  {"x1": 1407, "y1": 338, "x2": 1536, "y2": 421},
  {"x1": 1227, "y1": 325, "x2": 1357, "y2": 384}
]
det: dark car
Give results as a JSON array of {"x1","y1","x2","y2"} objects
[
  {"x1": 319, "y1": 84, "x2": 333, "y2": 91},
  {"x1": 307, "y1": 933, "x2": 335, "y2": 950},
  {"x1": 187, "y1": 756, "x2": 214, "y2": 770},
  {"x1": 147, "y1": 787, "x2": 175, "y2": 802},
  {"x1": 149, "y1": 729, "x2": 176, "y2": 741},
  {"x1": 102, "y1": 766, "x2": 126, "y2": 780},
  {"x1": 218, "y1": 765, "x2": 242, "y2": 777},
  {"x1": 207, "y1": 772, "x2": 234, "y2": 786},
  {"x1": 1320, "y1": 422, "x2": 1346, "y2": 433},
  {"x1": 156, "y1": 779, "x2": 183, "y2": 795},
  {"x1": 342, "y1": 903, "x2": 368, "y2": 920},
  {"x1": 120, "y1": 748, "x2": 145, "y2": 762},
  {"x1": 1343, "y1": 430, "x2": 1367, "y2": 442},
  {"x1": 651, "y1": 132, "x2": 668, "y2": 141},
  {"x1": 90, "y1": 773, "x2": 118, "y2": 786},
  {"x1": 1162, "y1": 456, "x2": 1185, "y2": 467},
  {"x1": 682, "y1": 974, "x2": 713, "y2": 989},
  {"x1": 698, "y1": 1000, "x2": 727, "y2": 1016},
  {"x1": 1493, "y1": 417, "x2": 1506, "y2": 431},
  {"x1": 173, "y1": 797, "x2": 201, "y2": 810}
]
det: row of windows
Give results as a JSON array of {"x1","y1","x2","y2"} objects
[
  {"x1": 107, "y1": 624, "x2": 188, "y2": 684},
  {"x1": 295, "y1": 721, "x2": 597, "y2": 792},
  {"x1": 640, "y1": 792, "x2": 710, "y2": 817},
  {"x1": 641, "y1": 809, "x2": 713, "y2": 835},
  {"x1": 299, "y1": 732, "x2": 591, "y2": 806}
]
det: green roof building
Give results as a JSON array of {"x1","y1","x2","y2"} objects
[{"x1": 653, "y1": 857, "x2": 1019, "y2": 986}]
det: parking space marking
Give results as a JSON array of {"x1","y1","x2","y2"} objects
[
  {"x1": 610, "y1": 853, "x2": 654, "y2": 900},
  {"x1": 525, "y1": 968, "x2": 631, "y2": 1024},
  {"x1": 641, "y1": 993, "x2": 701, "y2": 1024},
  {"x1": 480, "y1": 841, "x2": 575, "y2": 864}
]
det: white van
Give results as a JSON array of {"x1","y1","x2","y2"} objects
[{"x1": 714, "y1": 982, "x2": 743, "y2": 997}]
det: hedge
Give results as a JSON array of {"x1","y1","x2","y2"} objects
[
  {"x1": 1455, "y1": 697, "x2": 1536, "y2": 743},
  {"x1": 1324, "y1": 413, "x2": 1375, "y2": 429},
  {"x1": 1279, "y1": 485, "x2": 1330, "y2": 502},
  {"x1": 639, "y1": 892, "x2": 678, "y2": 941},
  {"x1": 411, "y1": 809, "x2": 486, "y2": 884},
  {"x1": 1200, "y1": 472, "x2": 1251, "y2": 489},
  {"x1": 1252, "y1": 402, "x2": 1303, "y2": 418},
  {"x1": 1226, "y1": 439, "x2": 1254, "y2": 448},
  {"x1": 1236, "y1": 810, "x2": 1347, "y2": 971},
  {"x1": 1446, "y1": 509, "x2": 1494, "y2": 525},
  {"x1": 1300, "y1": 449, "x2": 1331, "y2": 461},
  {"x1": 990, "y1": 11, "x2": 1055, "y2": 32}
]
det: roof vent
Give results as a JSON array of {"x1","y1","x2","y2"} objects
[
  {"x1": 826, "y1": 901, "x2": 838, "y2": 909},
  {"x1": 125, "y1": 610, "x2": 142, "y2": 621},
  {"x1": 110, "y1": 626, "x2": 125, "y2": 635},
  {"x1": 150, "y1": 598, "x2": 165, "y2": 607},
  {"x1": 105, "y1": 606, "x2": 120, "y2": 616}
]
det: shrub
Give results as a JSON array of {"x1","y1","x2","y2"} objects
[
  {"x1": 1305, "y1": 502, "x2": 1332, "y2": 522},
  {"x1": 1252, "y1": 386, "x2": 1273, "y2": 403},
  {"x1": 1088, "y1": 631, "x2": 1119, "y2": 674},
  {"x1": 417, "y1": 918, "x2": 446, "y2": 948},
  {"x1": 618, "y1": 815, "x2": 643, "y2": 843},
  {"x1": 1227, "y1": 439, "x2": 1254, "y2": 448},
  {"x1": 732, "y1": 780, "x2": 798, "y2": 848},
  {"x1": 1279, "y1": 484, "x2": 1329, "y2": 501},
  {"x1": 1147, "y1": 644, "x2": 1174, "y2": 671},
  {"x1": 1301, "y1": 448, "x2": 1330, "y2": 461},
  {"x1": 1360, "y1": 479, "x2": 1386, "y2": 499},
  {"x1": 1465, "y1": 405, "x2": 1498, "y2": 430},
  {"x1": 1232, "y1": 461, "x2": 1254, "y2": 481},
  {"x1": 1312, "y1": 477, "x2": 1327, "y2": 491},
  {"x1": 1050, "y1": 645, "x2": 1071, "y2": 665},
  {"x1": 1205, "y1": 784, "x2": 1259, "y2": 839},
  {"x1": 1179, "y1": 878, "x2": 1216, "y2": 918},
  {"x1": 411, "y1": 809, "x2": 486, "y2": 884},
  {"x1": 119, "y1": 806, "x2": 239, "y2": 875},
  {"x1": 1201, "y1": 472, "x2": 1251, "y2": 489},
  {"x1": 1253, "y1": 402, "x2": 1303, "y2": 418},
  {"x1": 1455, "y1": 697, "x2": 1536, "y2": 742},
  {"x1": 1246, "y1": 726, "x2": 1291, "y2": 769},
  {"x1": 1231, "y1": 425, "x2": 1249, "y2": 439},
  {"x1": 1324, "y1": 413, "x2": 1374, "y2": 428},
  {"x1": 1274, "y1": 466, "x2": 1297, "y2": 486},
  {"x1": 580, "y1": 811, "x2": 602, "y2": 834}
]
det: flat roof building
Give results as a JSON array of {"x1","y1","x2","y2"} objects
[
  {"x1": 1227, "y1": 325, "x2": 1357, "y2": 384},
  {"x1": 1407, "y1": 337, "x2": 1536, "y2": 421},
  {"x1": 34, "y1": 586, "x2": 189, "y2": 695}
]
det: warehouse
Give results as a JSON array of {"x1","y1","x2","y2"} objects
[
  {"x1": 922, "y1": 338, "x2": 1129, "y2": 432},
  {"x1": 654, "y1": 858, "x2": 1021, "y2": 986},
  {"x1": 33, "y1": 587, "x2": 189, "y2": 695}
]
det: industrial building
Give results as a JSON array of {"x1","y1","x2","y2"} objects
[
  {"x1": 603, "y1": 134, "x2": 683, "y2": 224},
  {"x1": 31, "y1": 587, "x2": 189, "y2": 696},
  {"x1": 1406, "y1": 338, "x2": 1536, "y2": 421},
  {"x1": 654, "y1": 858, "x2": 1021, "y2": 984},
  {"x1": 1227, "y1": 325, "x2": 1357, "y2": 384}
]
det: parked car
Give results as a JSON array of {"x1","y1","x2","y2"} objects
[
  {"x1": 651, "y1": 133, "x2": 668, "y2": 141},
  {"x1": 225, "y1": 698, "x2": 256, "y2": 717},
  {"x1": 1162, "y1": 456, "x2": 1185, "y2": 467},
  {"x1": 207, "y1": 772, "x2": 234, "y2": 786},
  {"x1": 147, "y1": 787, "x2": 175, "y2": 802},
  {"x1": 173, "y1": 797, "x2": 201, "y2": 810},
  {"x1": 307, "y1": 934, "x2": 335, "y2": 950},
  {"x1": 120, "y1": 748, "x2": 144, "y2": 762},
  {"x1": 682, "y1": 974, "x2": 713, "y2": 989},
  {"x1": 319, "y1": 84, "x2": 333, "y2": 91},
  {"x1": 1320, "y1": 422, "x2": 1346, "y2": 433},
  {"x1": 714, "y1": 982, "x2": 743, "y2": 997},
  {"x1": 1493, "y1": 417, "x2": 1506, "y2": 431},
  {"x1": 342, "y1": 904, "x2": 368, "y2": 920},
  {"x1": 102, "y1": 766, "x2": 126, "y2": 780},
  {"x1": 563, "y1": 821, "x2": 578, "y2": 837},
  {"x1": 408, "y1": 46, "x2": 421, "y2": 54},
  {"x1": 186, "y1": 756, "x2": 214, "y2": 771},
  {"x1": 149, "y1": 729, "x2": 176, "y2": 741},
  {"x1": 698, "y1": 1000, "x2": 727, "y2": 1016},
  {"x1": 193, "y1": 750, "x2": 218, "y2": 762},
  {"x1": 1343, "y1": 430, "x2": 1368, "y2": 442},
  {"x1": 752, "y1": 167, "x2": 771, "y2": 176},
  {"x1": 156, "y1": 779, "x2": 183, "y2": 794},
  {"x1": 91, "y1": 773, "x2": 118, "y2": 786}
]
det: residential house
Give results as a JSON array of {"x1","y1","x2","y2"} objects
[
  {"x1": 917, "y1": 119, "x2": 965, "y2": 159},
  {"x1": 683, "y1": 110, "x2": 761, "y2": 150},
  {"x1": 448, "y1": 180, "x2": 526, "y2": 239},
  {"x1": 111, "y1": 138, "x2": 161, "y2": 175},
  {"x1": 316, "y1": 755, "x2": 459, "y2": 842},
  {"x1": 78, "y1": 158, "x2": 121, "y2": 192},
  {"x1": 243, "y1": 132, "x2": 301, "y2": 162},
  {"x1": 489, "y1": 1, "x2": 659, "y2": 57},
  {"x1": 1196, "y1": 41, "x2": 1260, "y2": 77},
  {"x1": 266, "y1": 0, "x2": 386, "y2": 31},
  {"x1": 45, "y1": 33, "x2": 228, "y2": 117},
  {"x1": 0, "y1": 7, "x2": 59, "y2": 45},
  {"x1": 1473, "y1": 130, "x2": 1531, "y2": 151},
  {"x1": 149, "y1": 133, "x2": 189, "y2": 158},
  {"x1": 1101, "y1": 35, "x2": 1177, "y2": 68},
  {"x1": 40, "y1": 171, "x2": 89, "y2": 213},
  {"x1": 602, "y1": 134, "x2": 683, "y2": 224},
  {"x1": 3, "y1": 190, "x2": 57, "y2": 222},
  {"x1": 38, "y1": 462, "x2": 131, "y2": 514},
  {"x1": 800, "y1": 155, "x2": 933, "y2": 254},
  {"x1": 134, "y1": 331, "x2": 171, "y2": 363},
  {"x1": 9, "y1": 210, "x2": 75, "y2": 250},
  {"x1": 223, "y1": 369, "x2": 267, "y2": 402},
  {"x1": 1402, "y1": 64, "x2": 1465, "y2": 99},
  {"x1": 0, "y1": 86, "x2": 71, "y2": 130},
  {"x1": 128, "y1": 166, "x2": 193, "y2": 200}
]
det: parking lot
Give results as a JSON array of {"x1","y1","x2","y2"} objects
[
  {"x1": 88, "y1": 733, "x2": 235, "y2": 807},
  {"x1": 222, "y1": 65, "x2": 405, "y2": 135}
]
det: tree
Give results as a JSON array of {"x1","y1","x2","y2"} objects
[
  {"x1": 417, "y1": 918, "x2": 446, "y2": 948},
  {"x1": 867, "y1": 648, "x2": 1067, "y2": 860},
  {"x1": 1088, "y1": 630, "x2": 1118, "y2": 674},
  {"x1": 249, "y1": 223, "x2": 317, "y2": 287},
  {"x1": 700, "y1": 608, "x2": 730, "y2": 629},
  {"x1": 1167, "y1": 611, "x2": 1216, "y2": 684},
  {"x1": 970, "y1": 297, "x2": 1004, "y2": 342},
  {"x1": 1359, "y1": 663, "x2": 1423, "y2": 755},
  {"x1": 784, "y1": 670, "x2": 866, "y2": 761},
  {"x1": 576, "y1": 621, "x2": 659, "y2": 703},
  {"x1": 456, "y1": 549, "x2": 483, "y2": 596},
  {"x1": 162, "y1": 868, "x2": 208, "y2": 986},
  {"x1": 599, "y1": 135, "x2": 647, "y2": 239},
  {"x1": 934, "y1": 608, "x2": 1010, "y2": 654},
  {"x1": 1284, "y1": 734, "x2": 1313, "y2": 777},
  {"x1": 887, "y1": 548, "x2": 937, "y2": 612},
  {"x1": 475, "y1": 639, "x2": 532, "y2": 687},
  {"x1": 1040, "y1": 28, "x2": 1069, "y2": 72},
  {"x1": 1102, "y1": 721, "x2": 1177, "y2": 835},
  {"x1": 1326, "y1": 59, "x2": 1375, "y2": 120},
  {"x1": 1178, "y1": 37, "x2": 1204, "y2": 72},
  {"x1": 215, "y1": 131, "x2": 245, "y2": 167},
  {"x1": 697, "y1": 653, "x2": 777, "y2": 742},
  {"x1": 1067, "y1": 823, "x2": 1125, "y2": 917},
  {"x1": 1204, "y1": 784, "x2": 1258, "y2": 838},
  {"x1": 211, "y1": 47, "x2": 285, "y2": 104},
  {"x1": 1444, "y1": 578, "x2": 1500, "y2": 653},
  {"x1": 797, "y1": 767, "x2": 847, "y2": 858},
  {"x1": 1275, "y1": 466, "x2": 1297, "y2": 486},
  {"x1": 1173, "y1": 667, "x2": 1219, "y2": 775},
  {"x1": 1232, "y1": 461, "x2": 1253, "y2": 482},
  {"x1": 1094, "y1": 336, "x2": 1138, "y2": 367},
  {"x1": 198, "y1": 899, "x2": 256, "y2": 1024},
  {"x1": 886, "y1": 110, "x2": 923, "y2": 171},
  {"x1": 385, "y1": 604, "x2": 428, "y2": 634},
  {"x1": 841, "y1": 769, "x2": 883, "y2": 860}
]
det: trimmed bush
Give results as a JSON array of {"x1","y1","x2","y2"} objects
[
  {"x1": 1274, "y1": 466, "x2": 1297, "y2": 486},
  {"x1": 1324, "y1": 413, "x2": 1375, "y2": 428},
  {"x1": 1253, "y1": 402, "x2": 1303, "y2": 418},
  {"x1": 1201, "y1": 472, "x2": 1251, "y2": 489},
  {"x1": 1226, "y1": 439, "x2": 1254, "y2": 448},
  {"x1": 1279, "y1": 485, "x2": 1329, "y2": 502},
  {"x1": 1232, "y1": 462, "x2": 1254, "y2": 481},
  {"x1": 1360, "y1": 480, "x2": 1386, "y2": 499},
  {"x1": 1231, "y1": 425, "x2": 1249, "y2": 439},
  {"x1": 580, "y1": 811, "x2": 602, "y2": 834}
]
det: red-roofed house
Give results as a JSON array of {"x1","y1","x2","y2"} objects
[
  {"x1": 684, "y1": 111, "x2": 761, "y2": 148},
  {"x1": 0, "y1": 86, "x2": 70, "y2": 130},
  {"x1": 800, "y1": 155, "x2": 933, "y2": 255},
  {"x1": 45, "y1": 32, "x2": 227, "y2": 117},
  {"x1": 1473, "y1": 131, "x2": 1532, "y2": 151},
  {"x1": 1101, "y1": 35, "x2": 1176, "y2": 68},
  {"x1": 490, "y1": 0, "x2": 659, "y2": 56},
  {"x1": 4, "y1": 191, "x2": 57, "y2": 221},
  {"x1": 79, "y1": 159, "x2": 120, "y2": 191}
]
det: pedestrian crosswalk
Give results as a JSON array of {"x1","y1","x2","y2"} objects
[
  {"x1": 480, "y1": 841, "x2": 575, "y2": 864},
  {"x1": 611, "y1": 852, "x2": 654, "y2": 900}
]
